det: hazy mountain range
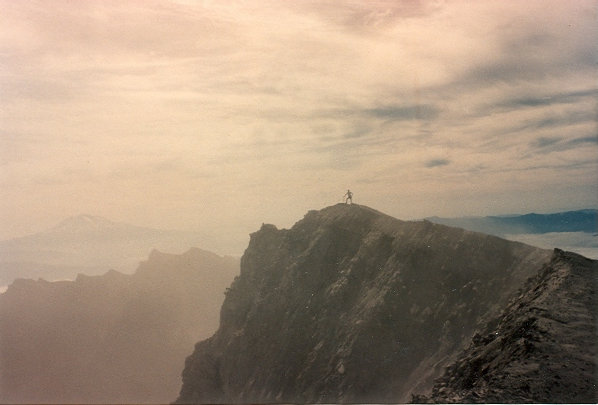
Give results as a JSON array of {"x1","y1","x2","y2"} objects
[
  {"x1": 1, "y1": 209, "x2": 595, "y2": 291},
  {"x1": 427, "y1": 209, "x2": 598, "y2": 259},
  {"x1": 0, "y1": 215, "x2": 216, "y2": 289},
  {"x1": 0, "y1": 248, "x2": 238, "y2": 404},
  {"x1": 1, "y1": 205, "x2": 596, "y2": 403},
  {"x1": 427, "y1": 209, "x2": 597, "y2": 235}
]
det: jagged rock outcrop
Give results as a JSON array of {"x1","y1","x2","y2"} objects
[
  {"x1": 413, "y1": 249, "x2": 597, "y2": 403},
  {"x1": 176, "y1": 204, "x2": 552, "y2": 403},
  {"x1": 0, "y1": 248, "x2": 238, "y2": 404}
]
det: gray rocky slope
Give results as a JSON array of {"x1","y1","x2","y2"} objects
[
  {"x1": 0, "y1": 248, "x2": 238, "y2": 404},
  {"x1": 414, "y1": 249, "x2": 597, "y2": 403},
  {"x1": 176, "y1": 204, "x2": 554, "y2": 403}
]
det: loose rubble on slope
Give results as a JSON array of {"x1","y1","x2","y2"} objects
[{"x1": 414, "y1": 249, "x2": 597, "y2": 403}]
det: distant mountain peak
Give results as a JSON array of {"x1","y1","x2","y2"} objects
[{"x1": 50, "y1": 214, "x2": 117, "y2": 233}]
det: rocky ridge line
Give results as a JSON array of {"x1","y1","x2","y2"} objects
[
  {"x1": 414, "y1": 249, "x2": 597, "y2": 403},
  {"x1": 176, "y1": 204, "x2": 551, "y2": 403}
]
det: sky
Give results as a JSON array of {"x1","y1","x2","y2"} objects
[{"x1": 1, "y1": 0, "x2": 597, "y2": 255}]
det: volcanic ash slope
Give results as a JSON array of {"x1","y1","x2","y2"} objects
[
  {"x1": 416, "y1": 249, "x2": 597, "y2": 404},
  {"x1": 176, "y1": 204, "x2": 552, "y2": 403}
]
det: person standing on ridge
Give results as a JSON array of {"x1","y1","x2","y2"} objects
[{"x1": 344, "y1": 189, "x2": 353, "y2": 204}]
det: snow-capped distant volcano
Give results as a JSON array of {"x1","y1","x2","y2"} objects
[{"x1": 49, "y1": 214, "x2": 120, "y2": 233}]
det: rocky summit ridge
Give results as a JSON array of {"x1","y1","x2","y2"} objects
[
  {"x1": 176, "y1": 204, "x2": 557, "y2": 403},
  {"x1": 416, "y1": 249, "x2": 597, "y2": 403}
]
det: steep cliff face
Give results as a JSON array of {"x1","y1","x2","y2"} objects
[
  {"x1": 415, "y1": 249, "x2": 597, "y2": 403},
  {"x1": 177, "y1": 204, "x2": 552, "y2": 403},
  {"x1": 0, "y1": 248, "x2": 238, "y2": 404}
]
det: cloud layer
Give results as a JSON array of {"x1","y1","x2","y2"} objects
[{"x1": 1, "y1": 0, "x2": 596, "y2": 254}]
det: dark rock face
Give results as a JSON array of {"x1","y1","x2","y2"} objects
[
  {"x1": 176, "y1": 204, "x2": 552, "y2": 403},
  {"x1": 0, "y1": 248, "x2": 238, "y2": 404},
  {"x1": 415, "y1": 249, "x2": 597, "y2": 403}
]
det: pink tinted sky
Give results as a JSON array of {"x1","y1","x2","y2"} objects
[{"x1": 1, "y1": 0, "x2": 596, "y2": 255}]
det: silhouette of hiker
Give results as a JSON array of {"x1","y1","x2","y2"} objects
[{"x1": 344, "y1": 189, "x2": 353, "y2": 204}]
